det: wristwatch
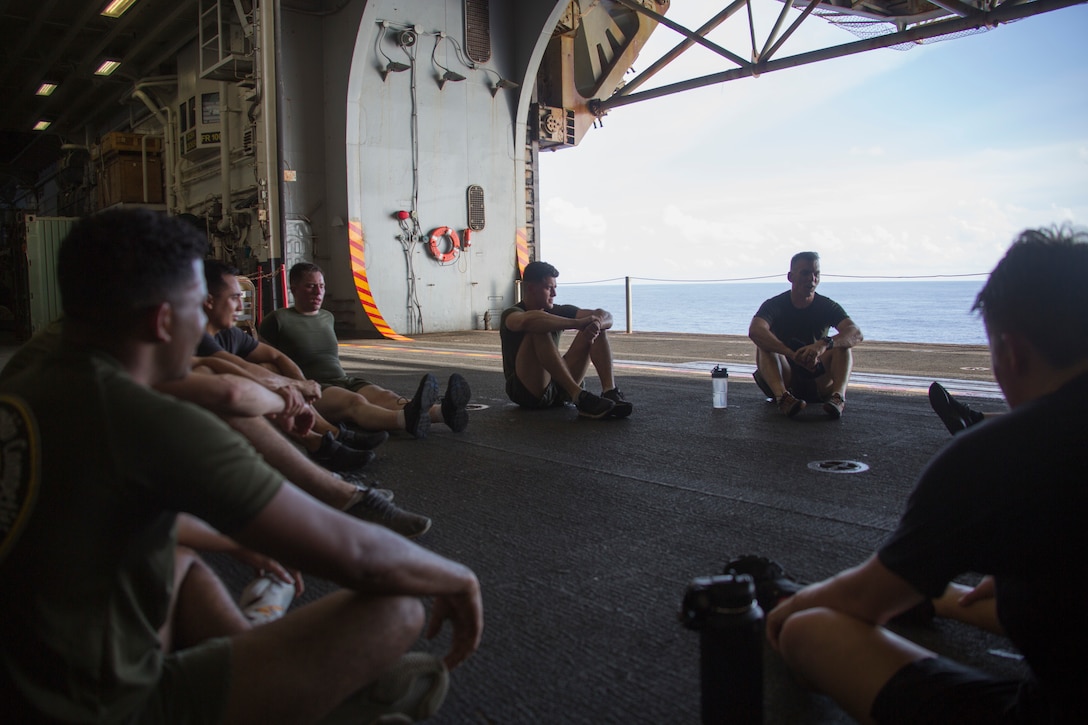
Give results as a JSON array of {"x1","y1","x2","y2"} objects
[{"x1": 824, "y1": 335, "x2": 835, "y2": 349}]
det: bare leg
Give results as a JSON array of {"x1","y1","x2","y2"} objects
[
  {"x1": 588, "y1": 329, "x2": 617, "y2": 392},
  {"x1": 222, "y1": 591, "x2": 425, "y2": 724},
  {"x1": 778, "y1": 607, "x2": 933, "y2": 725},
  {"x1": 314, "y1": 386, "x2": 402, "y2": 432},
  {"x1": 162, "y1": 547, "x2": 251, "y2": 652},
  {"x1": 755, "y1": 347, "x2": 793, "y2": 399},
  {"x1": 356, "y1": 383, "x2": 405, "y2": 410},
  {"x1": 514, "y1": 330, "x2": 592, "y2": 400},
  {"x1": 225, "y1": 416, "x2": 358, "y2": 510},
  {"x1": 818, "y1": 347, "x2": 854, "y2": 399}
]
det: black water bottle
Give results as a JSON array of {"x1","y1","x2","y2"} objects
[{"x1": 680, "y1": 574, "x2": 764, "y2": 724}]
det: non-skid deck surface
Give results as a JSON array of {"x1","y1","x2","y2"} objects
[{"x1": 204, "y1": 332, "x2": 1022, "y2": 724}]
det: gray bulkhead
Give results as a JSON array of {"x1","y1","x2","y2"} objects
[{"x1": 283, "y1": 0, "x2": 569, "y2": 336}]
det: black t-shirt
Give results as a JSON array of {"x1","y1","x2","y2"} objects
[
  {"x1": 196, "y1": 328, "x2": 259, "y2": 358},
  {"x1": 879, "y1": 373, "x2": 1088, "y2": 717},
  {"x1": 754, "y1": 291, "x2": 848, "y2": 349}
]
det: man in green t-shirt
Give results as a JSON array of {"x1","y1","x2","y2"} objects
[
  {"x1": 259, "y1": 262, "x2": 472, "y2": 439},
  {"x1": 0, "y1": 209, "x2": 482, "y2": 724}
]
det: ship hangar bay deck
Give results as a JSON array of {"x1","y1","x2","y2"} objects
[
  {"x1": 201, "y1": 331, "x2": 1020, "y2": 724},
  {"x1": 0, "y1": 331, "x2": 1022, "y2": 723}
]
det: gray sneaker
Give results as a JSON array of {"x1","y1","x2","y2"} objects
[
  {"x1": 344, "y1": 488, "x2": 432, "y2": 538},
  {"x1": 325, "y1": 653, "x2": 449, "y2": 725}
]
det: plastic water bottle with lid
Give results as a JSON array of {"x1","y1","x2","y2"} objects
[{"x1": 711, "y1": 366, "x2": 729, "y2": 409}]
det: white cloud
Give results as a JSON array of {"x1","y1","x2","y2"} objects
[{"x1": 540, "y1": 4, "x2": 1088, "y2": 284}]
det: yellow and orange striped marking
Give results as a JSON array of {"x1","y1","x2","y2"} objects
[
  {"x1": 515, "y1": 228, "x2": 530, "y2": 277},
  {"x1": 348, "y1": 221, "x2": 411, "y2": 341}
]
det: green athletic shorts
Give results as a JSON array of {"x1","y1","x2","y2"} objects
[
  {"x1": 322, "y1": 375, "x2": 375, "y2": 393},
  {"x1": 136, "y1": 636, "x2": 233, "y2": 724}
]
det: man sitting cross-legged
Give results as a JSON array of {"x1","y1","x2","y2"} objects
[
  {"x1": 748, "y1": 251, "x2": 863, "y2": 419},
  {"x1": 0, "y1": 209, "x2": 482, "y2": 724},
  {"x1": 499, "y1": 260, "x2": 633, "y2": 419},
  {"x1": 259, "y1": 261, "x2": 471, "y2": 439}
]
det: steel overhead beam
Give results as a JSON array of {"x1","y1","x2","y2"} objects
[
  {"x1": 591, "y1": 0, "x2": 1086, "y2": 115},
  {"x1": 611, "y1": 0, "x2": 753, "y2": 69},
  {"x1": 620, "y1": 0, "x2": 748, "y2": 97}
]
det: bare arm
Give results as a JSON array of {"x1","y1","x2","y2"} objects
[
  {"x1": 505, "y1": 308, "x2": 609, "y2": 334},
  {"x1": 199, "y1": 352, "x2": 318, "y2": 413},
  {"x1": 829, "y1": 317, "x2": 864, "y2": 349},
  {"x1": 232, "y1": 483, "x2": 483, "y2": 668},
  {"x1": 748, "y1": 316, "x2": 797, "y2": 358},
  {"x1": 244, "y1": 341, "x2": 308, "y2": 381},
  {"x1": 157, "y1": 370, "x2": 287, "y2": 417},
  {"x1": 766, "y1": 555, "x2": 923, "y2": 650},
  {"x1": 177, "y1": 513, "x2": 300, "y2": 591}
]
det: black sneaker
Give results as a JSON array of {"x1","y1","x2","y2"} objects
[
  {"x1": 403, "y1": 374, "x2": 439, "y2": 439},
  {"x1": 310, "y1": 432, "x2": 376, "y2": 472},
  {"x1": 344, "y1": 488, "x2": 432, "y2": 538},
  {"x1": 575, "y1": 390, "x2": 615, "y2": 419},
  {"x1": 928, "y1": 382, "x2": 985, "y2": 435},
  {"x1": 602, "y1": 387, "x2": 633, "y2": 418},
  {"x1": 337, "y1": 423, "x2": 389, "y2": 450},
  {"x1": 723, "y1": 555, "x2": 805, "y2": 613},
  {"x1": 441, "y1": 373, "x2": 471, "y2": 432}
]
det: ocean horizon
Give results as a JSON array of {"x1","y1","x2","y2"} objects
[{"x1": 553, "y1": 279, "x2": 989, "y2": 346}]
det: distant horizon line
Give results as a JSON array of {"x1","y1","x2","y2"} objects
[{"x1": 562, "y1": 274, "x2": 989, "y2": 286}]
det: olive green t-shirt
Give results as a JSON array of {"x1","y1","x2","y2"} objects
[
  {"x1": 258, "y1": 307, "x2": 346, "y2": 383},
  {"x1": 0, "y1": 341, "x2": 283, "y2": 722}
]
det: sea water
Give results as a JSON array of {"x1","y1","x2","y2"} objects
[{"x1": 553, "y1": 280, "x2": 988, "y2": 346}]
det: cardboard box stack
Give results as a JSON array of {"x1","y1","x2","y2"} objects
[{"x1": 95, "y1": 132, "x2": 165, "y2": 208}]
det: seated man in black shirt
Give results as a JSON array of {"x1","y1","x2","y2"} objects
[
  {"x1": 767, "y1": 226, "x2": 1088, "y2": 722},
  {"x1": 748, "y1": 251, "x2": 863, "y2": 419}
]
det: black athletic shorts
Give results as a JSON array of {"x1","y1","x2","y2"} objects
[
  {"x1": 506, "y1": 375, "x2": 571, "y2": 409},
  {"x1": 871, "y1": 656, "x2": 1022, "y2": 724}
]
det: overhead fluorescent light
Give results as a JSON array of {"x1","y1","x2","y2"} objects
[
  {"x1": 101, "y1": 0, "x2": 139, "y2": 18},
  {"x1": 95, "y1": 59, "x2": 122, "y2": 76},
  {"x1": 33, "y1": 120, "x2": 52, "y2": 131},
  {"x1": 36, "y1": 83, "x2": 58, "y2": 96}
]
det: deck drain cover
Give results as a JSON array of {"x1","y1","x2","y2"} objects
[{"x1": 808, "y1": 460, "x2": 869, "y2": 474}]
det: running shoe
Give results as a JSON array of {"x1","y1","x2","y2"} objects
[
  {"x1": 777, "y1": 391, "x2": 805, "y2": 418},
  {"x1": 344, "y1": 488, "x2": 432, "y2": 538},
  {"x1": 331, "y1": 653, "x2": 449, "y2": 725},
  {"x1": 575, "y1": 390, "x2": 615, "y2": 419},
  {"x1": 823, "y1": 392, "x2": 845, "y2": 420},
  {"x1": 338, "y1": 424, "x2": 390, "y2": 450},
  {"x1": 403, "y1": 374, "x2": 439, "y2": 439},
  {"x1": 602, "y1": 387, "x2": 633, "y2": 418},
  {"x1": 311, "y1": 432, "x2": 377, "y2": 472},
  {"x1": 928, "y1": 382, "x2": 985, "y2": 435},
  {"x1": 440, "y1": 373, "x2": 472, "y2": 432}
]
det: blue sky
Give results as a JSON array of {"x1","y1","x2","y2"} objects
[{"x1": 539, "y1": 1, "x2": 1088, "y2": 283}]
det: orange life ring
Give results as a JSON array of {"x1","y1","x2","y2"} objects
[{"x1": 427, "y1": 227, "x2": 460, "y2": 263}]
